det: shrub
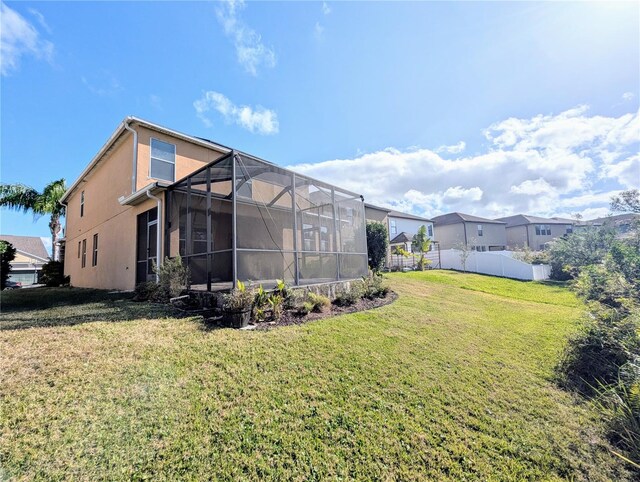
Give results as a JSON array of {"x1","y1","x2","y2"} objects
[
  {"x1": 307, "y1": 292, "x2": 331, "y2": 313},
  {"x1": 547, "y1": 226, "x2": 615, "y2": 280},
  {"x1": 152, "y1": 255, "x2": 190, "y2": 302},
  {"x1": 297, "y1": 301, "x2": 314, "y2": 316},
  {"x1": 222, "y1": 280, "x2": 254, "y2": 312},
  {"x1": 362, "y1": 272, "x2": 389, "y2": 299},
  {"x1": 366, "y1": 222, "x2": 389, "y2": 272},
  {"x1": 0, "y1": 240, "x2": 16, "y2": 289},
  {"x1": 40, "y1": 260, "x2": 69, "y2": 287},
  {"x1": 268, "y1": 294, "x2": 284, "y2": 321},
  {"x1": 557, "y1": 306, "x2": 639, "y2": 396},
  {"x1": 133, "y1": 281, "x2": 158, "y2": 302},
  {"x1": 334, "y1": 283, "x2": 364, "y2": 307}
]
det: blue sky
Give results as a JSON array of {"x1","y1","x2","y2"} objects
[{"x1": 2, "y1": 1, "x2": 639, "y2": 251}]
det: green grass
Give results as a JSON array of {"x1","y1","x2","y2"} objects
[{"x1": 0, "y1": 272, "x2": 631, "y2": 480}]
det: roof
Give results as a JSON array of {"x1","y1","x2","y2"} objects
[
  {"x1": 364, "y1": 203, "x2": 392, "y2": 213},
  {"x1": 0, "y1": 235, "x2": 49, "y2": 261},
  {"x1": 60, "y1": 116, "x2": 232, "y2": 203},
  {"x1": 587, "y1": 213, "x2": 640, "y2": 224},
  {"x1": 388, "y1": 210, "x2": 433, "y2": 222},
  {"x1": 390, "y1": 232, "x2": 414, "y2": 244},
  {"x1": 432, "y1": 212, "x2": 506, "y2": 226},
  {"x1": 496, "y1": 214, "x2": 576, "y2": 227}
]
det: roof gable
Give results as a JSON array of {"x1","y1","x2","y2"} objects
[{"x1": 0, "y1": 235, "x2": 49, "y2": 261}]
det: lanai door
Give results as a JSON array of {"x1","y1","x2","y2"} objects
[{"x1": 136, "y1": 207, "x2": 158, "y2": 284}]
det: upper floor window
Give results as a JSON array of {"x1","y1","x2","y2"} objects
[
  {"x1": 535, "y1": 224, "x2": 551, "y2": 236},
  {"x1": 477, "y1": 224, "x2": 483, "y2": 237},
  {"x1": 427, "y1": 224, "x2": 433, "y2": 237},
  {"x1": 390, "y1": 220, "x2": 397, "y2": 235},
  {"x1": 150, "y1": 138, "x2": 176, "y2": 182},
  {"x1": 80, "y1": 191, "x2": 85, "y2": 217}
]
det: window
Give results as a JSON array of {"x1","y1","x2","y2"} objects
[
  {"x1": 427, "y1": 224, "x2": 433, "y2": 237},
  {"x1": 80, "y1": 191, "x2": 85, "y2": 217},
  {"x1": 92, "y1": 234, "x2": 98, "y2": 267},
  {"x1": 237, "y1": 178, "x2": 253, "y2": 199},
  {"x1": 81, "y1": 239, "x2": 87, "y2": 268},
  {"x1": 535, "y1": 224, "x2": 551, "y2": 236},
  {"x1": 150, "y1": 138, "x2": 176, "y2": 182},
  {"x1": 390, "y1": 219, "x2": 397, "y2": 235},
  {"x1": 477, "y1": 224, "x2": 483, "y2": 237},
  {"x1": 78, "y1": 241, "x2": 81, "y2": 258}
]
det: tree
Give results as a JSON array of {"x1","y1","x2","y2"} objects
[
  {"x1": 0, "y1": 179, "x2": 66, "y2": 261},
  {"x1": 547, "y1": 226, "x2": 615, "y2": 280},
  {"x1": 366, "y1": 222, "x2": 389, "y2": 272},
  {"x1": 454, "y1": 241, "x2": 473, "y2": 272},
  {"x1": 392, "y1": 245, "x2": 410, "y2": 269},
  {"x1": 411, "y1": 225, "x2": 432, "y2": 270},
  {"x1": 611, "y1": 189, "x2": 640, "y2": 214},
  {"x1": 0, "y1": 241, "x2": 17, "y2": 289}
]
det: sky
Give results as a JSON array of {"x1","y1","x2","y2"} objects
[{"x1": 1, "y1": 0, "x2": 639, "y2": 252}]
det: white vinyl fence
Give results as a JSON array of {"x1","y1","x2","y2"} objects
[{"x1": 439, "y1": 249, "x2": 551, "y2": 281}]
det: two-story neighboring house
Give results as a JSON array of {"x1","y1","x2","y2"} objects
[
  {"x1": 387, "y1": 210, "x2": 434, "y2": 250},
  {"x1": 432, "y1": 212, "x2": 507, "y2": 251},
  {"x1": 496, "y1": 215, "x2": 576, "y2": 250},
  {"x1": 60, "y1": 116, "x2": 369, "y2": 291}
]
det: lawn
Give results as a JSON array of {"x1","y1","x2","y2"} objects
[{"x1": 0, "y1": 271, "x2": 631, "y2": 480}]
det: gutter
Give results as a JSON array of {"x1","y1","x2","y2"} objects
[{"x1": 123, "y1": 119, "x2": 138, "y2": 195}]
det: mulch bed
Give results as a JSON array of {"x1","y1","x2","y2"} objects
[{"x1": 252, "y1": 291, "x2": 398, "y2": 330}]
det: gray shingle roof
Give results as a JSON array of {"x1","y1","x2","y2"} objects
[
  {"x1": 432, "y1": 212, "x2": 506, "y2": 226},
  {"x1": 390, "y1": 232, "x2": 414, "y2": 244},
  {"x1": 496, "y1": 214, "x2": 575, "y2": 227},
  {"x1": 388, "y1": 210, "x2": 433, "y2": 222},
  {"x1": 0, "y1": 235, "x2": 50, "y2": 261}
]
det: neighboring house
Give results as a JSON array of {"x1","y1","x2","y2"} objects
[
  {"x1": 0, "y1": 235, "x2": 49, "y2": 285},
  {"x1": 496, "y1": 214, "x2": 576, "y2": 250},
  {"x1": 432, "y1": 212, "x2": 507, "y2": 251},
  {"x1": 587, "y1": 213, "x2": 640, "y2": 238},
  {"x1": 387, "y1": 210, "x2": 434, "y2": 246},
  {"x1": 61, "y1": 116, "x2": 368, "y2": 291}
]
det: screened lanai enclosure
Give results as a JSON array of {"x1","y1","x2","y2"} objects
[{"x1": 165, "y1": 151, "x2": 368, "y2": 291}]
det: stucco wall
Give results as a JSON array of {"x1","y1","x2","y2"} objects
[
  {"x1": 467, "y1": 222, "x2": 507, "y2": 250},
  {"x1": 64, "y1": 125, "x2": 227, "y2": 291},
  {"x1": 434, "y1": 223, "x2": 466, "y2": 249},
  {"x1": 505, "y1": 225, "x2": 529, "y2": 249},
  {"x1": 389, "y1": 216, "x2": 434, "y2": 241}
]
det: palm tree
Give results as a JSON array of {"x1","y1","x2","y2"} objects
[{"x1": 0, "y1": 179, "x2": 66, "y2": 261}]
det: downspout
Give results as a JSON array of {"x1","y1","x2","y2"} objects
[
  {"x1": 147, "y1": 190, "x2": 162, "y2": 279},
  {"x1": 123, "y1": 118, "x2": 138, "y2": 195}
]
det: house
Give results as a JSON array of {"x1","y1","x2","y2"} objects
[
  {"x1": 388, "y1": 210, "x2": 434, "y2": 244},
  {"x1": 431, "y1": 212, "x2": 507, "y2": 251},
  {"x1": 587, "y1": 213, "x2": 639, "y2": 238},
  {"x1": 496, "y1": 214, "x2": 576, "y2": 250},
  {"x1": 364, "y1": 204, "x2": 435, "y2": 261},
  {"x1": 0, "y1": 235, "x2": 49, "y2": 285},
  {"x1": 60, "y1": 116, "x2": 368, "y2": 291}
]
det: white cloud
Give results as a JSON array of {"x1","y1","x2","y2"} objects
[
  {"x1": 289, "y1": 104, "x2": 639, "y2": 220},
  {"x1": 622, "y1": 92, "x2": 635, "y2": 102},
  {"x1": 1, "y1": 2, "x2": 53, "y2": 76},
  {"x1": 194, "y1": 90, "x2": 279, "y2": 135},
  {"x1": 28, "y1": 8, "x2": 51, "y2": 34},
  {"x1": 322, "y1": 2, "x2": 331, "y2": 15},
  {"x1": 314, "y1": 22, "x2": 325, "y2": 40},
  {"x1": 436, "y1": 141, "x2": 465, "y2": 154},
  {"x1": 216, "y1": 0, "x2": 276, "y2": 76}
]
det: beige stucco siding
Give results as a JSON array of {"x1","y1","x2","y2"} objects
[
  {"x1": 64, "y1": 126, "x2": 228, "y2": 291},
  {"x1": 64, "y1": 135, "x2": 162, "y2": 291},
  {"x1": 505, "y1": 223, "x2": 572, "y2": 250},
  {"x1": 136, "y1": 126, "x2": 225, "y2": 190},
  {"x1": 434, "y1": 223, "x2": 466, "y2": 249}
]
